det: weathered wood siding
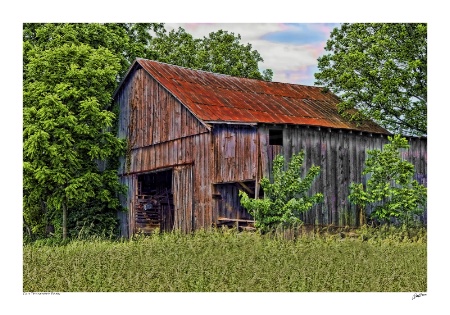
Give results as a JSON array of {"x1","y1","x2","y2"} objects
[
  {"x1": 173, "y1": 165, "x2": 194, "y2": 232},
  {"x1": 118, "y1": 175, "x2": 137, "y2": 238},
  {"x1": 258, "y1": 125, "x2": 427, "y2": 226},
  {"x1": 116, "y1": 67, "x2": 209, "y2": 176},
  {"x1": 212, "y1": 125, "x2": 258, "y2": 183},
  {"x1": 117, "y1": 68, "x2": 208, "y2": 146}
]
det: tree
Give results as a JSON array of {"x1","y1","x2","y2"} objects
[
  {"x1": 149, "y1": 27, "x2": 273, "y2": 81},
  {"x1": 23, "y1": 43, "x2": 126, "y2": 239},
  {"x1": 349, "y1": 135, "x2": 427, "y2": 226},
  {"x1": 198, "y1": 29, "x2": 273, "y2": 81},
  {"x1": 23, "y1": 23, "x2": 165, "y2": 80},
  {"x1": 239, "y1": 152, "x2": 323, "y2": 231},
  {"x1": 314, "y1": 23, "x2": 427, "y2": 136}
]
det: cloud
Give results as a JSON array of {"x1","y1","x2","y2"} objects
[
  {"x1": 260, "y1": 23, "x2": 336, "y2": 45},
  {"x1": 252, "y1": 40, "x2": 318, "y2": 74},
  {"x1": 163, "y1": 23, "x2": 335, "y2": 85},
  {"x1": 274, "y1": 64, "x2": 319, "y2": 86},
  {"x1": 165, "y1": 23, "x2": 287, "y2": 42}
]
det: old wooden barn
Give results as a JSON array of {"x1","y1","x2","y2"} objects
[{"x1": 113, "y1": 59, "x2": 427, "y2": 237}]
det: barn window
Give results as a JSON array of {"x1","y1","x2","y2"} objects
[{"x1": 269, "y1": 129, "x2": 283, "y2": 145}]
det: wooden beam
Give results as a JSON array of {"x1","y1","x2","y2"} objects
[
  {"x1": 237, "y1": 182, "x2": 253, "y2": 195},
  {"x1": 204, "y1": 120, "x2": 257, "y2": 126},
  {"x1": 217, "y1": 217, "x2": 255, "y2": 223}
]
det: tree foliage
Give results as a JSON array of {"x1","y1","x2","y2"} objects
[
  {"x1": 149, "y1": 27, "x2": 273, "y2": 80},
  {"x1": 23, "y1": 23, "x2": 165, "y2": 80},
  {"x1": 23, "y1": 40, "x2": 127, "y2": 239},
  {"x1": 315, "y1": 23, "x2": 427, "y2": 136},
  {"x1": 349, "y1": 135, "x2": 427, "y2": 226},
  {"x1": 239, "y1": 152, "x2": 323, "y2": 231}
]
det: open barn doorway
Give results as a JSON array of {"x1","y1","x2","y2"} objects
[
  {"x1": 136, "y1": 169, "x2": 174, "y2": 233},
  {"x1": 213, "y1": 180, "x2": 260, "y2": 229}
]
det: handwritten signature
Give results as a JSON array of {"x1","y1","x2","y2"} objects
[{"x1": 412, "y1": 292, "x2": 426, "y2": 300}]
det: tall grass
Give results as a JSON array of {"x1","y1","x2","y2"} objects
[{"x1": 23, "y1": 228, "x2": 426, "y2": 292}]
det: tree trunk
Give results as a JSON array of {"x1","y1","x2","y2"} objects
[
  {"x1": 359, "y1": 205, "x2": 366, "y2": 226},
  {"x1": 23, "y1": 216, "x2": 33, "y2": 240},
  {"x1": 62, "y1": 202, "x2": 68, "y2": 240}
]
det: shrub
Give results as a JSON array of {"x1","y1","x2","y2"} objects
[
  {"x1": 349, "y1": 135, "x2": 427, "y2": 226},
  {"x1": 239, "y1": 151, "x2": 323, "y2": 232}
]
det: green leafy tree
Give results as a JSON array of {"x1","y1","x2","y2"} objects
[
  {"x1": 198, "y1": 29, "x2": 273, "y2": 81},
  {"x1": 315, "y1": 23, "x2": 427, "y2": 136},
  {"x1": 22, "y1": 23, "x2": 139, "y2": 238},
  {"x1": 239, "y1": 152, "x2": 323, "y2": 231},
  {"x1": 149, "y1": 27, "x2": 202, "y2": 69},
  {"x1": 349, "y1": 135, "x2": 427, "y2": 226},
  {"x1": 149, "y1": 27, "x2": 273, "y2": 81},
  {"x1": 23, "y1": 43, "x2": 126, "y2": 239},
  {"x1": 23, "y1": 23, "x2": 165, "y2": 80}
]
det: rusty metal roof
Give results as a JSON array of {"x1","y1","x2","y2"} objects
[{"x1": 120, "y1": 59, "x2": 388, "y2": 134}]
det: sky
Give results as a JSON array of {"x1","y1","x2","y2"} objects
[{"x1": 164, "y1": 23, "x2": 339, "y2": 86}]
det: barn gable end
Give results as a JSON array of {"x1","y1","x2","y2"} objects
[{"x1": 116, "y1": 66, "x2": 209, "y2": 175}]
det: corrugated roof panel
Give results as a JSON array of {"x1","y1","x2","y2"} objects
[
  {"x1": 135, "y1": 59, "x2": 389, "y2": 134},
  {"x1": 282, "y1": 97, "x2": 311, "y2": 118}
]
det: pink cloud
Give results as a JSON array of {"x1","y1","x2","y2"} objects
[
  {"x1": 276, "y1": 64, "x2": 318, "y2": 85},
  {"x1": 277, "y1": 23, "x2": 294, "y2": 31},
  {"x1": 309, "y1": 23, "x2": 339, "y2": 36},
  {"x1": 296, "y1": 42, "x2": 327, "y2": 61}
]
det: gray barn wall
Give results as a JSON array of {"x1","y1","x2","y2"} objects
[{"x1": 258, "y1": 125, "x2": 427, "y2": 226}]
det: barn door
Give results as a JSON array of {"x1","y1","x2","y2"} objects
[{"x1": 172, "y1": 164, "x2": 194, "y2": 232}]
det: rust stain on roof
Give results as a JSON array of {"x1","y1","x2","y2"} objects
[{"x1": 125, "y1": 59, "x2": 389, "y2": 134}]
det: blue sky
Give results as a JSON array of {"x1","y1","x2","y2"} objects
[{"x1": 165, "y1": 23, "x2": 340, "y2": 86}]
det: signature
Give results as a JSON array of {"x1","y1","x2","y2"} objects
[{"x1": 412, "y1": 292, "x2": 427, "y2": 300}]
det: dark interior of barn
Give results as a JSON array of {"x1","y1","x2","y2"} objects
[
  {"x1": 213, "y1": 180, "x2": 260, "y2": 230},
  {"x1": 136, "y1": 170, "x2": 174, "y2": 233}
]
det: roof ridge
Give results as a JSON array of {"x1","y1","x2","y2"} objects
[{"x1": 136, "y1": 58, "x2": 321, "y2": 88}]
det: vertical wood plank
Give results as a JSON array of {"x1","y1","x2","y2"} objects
[
  {"x1": 320, "y1": 129, "x2": 328, "y2": 225},
  {"x1": 312, "y1": 128, "x2": 321, "y2": 225},
  {"x1": 251, "y1": 128, "x2": 258, "y2": 180},
  {"x1": 259, "y1": 126, "x2": 269, "y2": 179},
  {"x1": 283, "y1": 125, "x2": 292, "y2": 161}
]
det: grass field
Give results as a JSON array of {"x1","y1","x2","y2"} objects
[{"x1": 23, "y1": 227, "x2": 427, "y2": 292}]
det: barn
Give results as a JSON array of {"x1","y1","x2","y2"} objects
[{"x1": 113, "y1": 58, "x2": 427, "y2": 237}]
